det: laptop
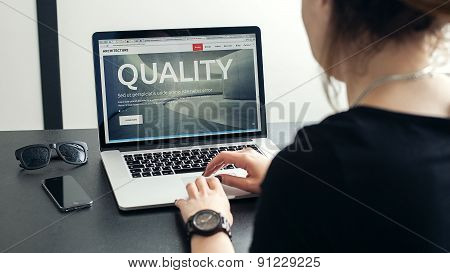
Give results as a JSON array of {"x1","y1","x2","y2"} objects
[{"x1": 92, "y1": 26, "x2": 279, "y2": 210}]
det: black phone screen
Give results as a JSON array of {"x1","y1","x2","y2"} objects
[{"x1": 43, "y1": 176, "x2": 93, "y2": 211}]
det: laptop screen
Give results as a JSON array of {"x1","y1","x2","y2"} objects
[{"x1": 97, "y1": 32, "x2": 263, "y2": 144}]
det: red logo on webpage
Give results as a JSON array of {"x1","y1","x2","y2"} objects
[{"x1": 192, "y1": 43, "x2": 204, "y2": 51}]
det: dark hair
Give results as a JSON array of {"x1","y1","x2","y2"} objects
[{"x1": 323, "y1": 0, "x2": 450, "y2": 73}]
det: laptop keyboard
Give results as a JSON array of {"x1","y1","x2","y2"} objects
[{"x1": 124, "y1": 144, "x2": 261, "y2": 178}]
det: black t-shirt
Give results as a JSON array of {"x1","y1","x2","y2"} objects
[{"x1": 250, "y1": 106, "x2": 450, "y2": 252}]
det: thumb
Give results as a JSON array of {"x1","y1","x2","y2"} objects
[
  {"x1": 219, "y1": 174, "x2": 254, "y2": 193},
  {"x1": 174, "y1": 199, "x2": 187, "y2": 209}
]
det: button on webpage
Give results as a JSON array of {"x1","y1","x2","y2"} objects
[
  {"x1": 119, "y1": 115, "x2": 143, "y2": 126},
  {"x1": 192, "y1": 43, "x2": 204, "y2": 51}
]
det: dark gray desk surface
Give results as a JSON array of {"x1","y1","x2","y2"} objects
[{"x1": 0, "y1": 122, "x2": 300, "y2": 253}]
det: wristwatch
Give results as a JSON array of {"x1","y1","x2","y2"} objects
[{"x1": 186, "y1": 209, "x2": 232, "y2": 239}]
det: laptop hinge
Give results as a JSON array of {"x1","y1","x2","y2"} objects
[{"x1": 102, "y1": 136, "x2": 256, "y2": 152}]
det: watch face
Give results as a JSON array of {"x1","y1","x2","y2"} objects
[{"x1": 193, "y1": 210, "x2": 221, "y2": 232}]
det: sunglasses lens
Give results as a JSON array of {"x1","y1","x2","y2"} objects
[
  {"x1": 59, "y1": 143, "x2": 86, "y2": 163},
  {"x1": 21, "y1": 147, "x2": 50, "y2": 169}
]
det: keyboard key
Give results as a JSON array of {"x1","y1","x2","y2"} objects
[
  {"x1": 142, "y1": 172, "x2": 152, "y2": 177},
  {"x1": 162, "y1": 166, "x2": 172, "y2": 171},
  {"x1": 124, "y1": 157, "x2": 134, "y2": 161},
  {"x1": 129, "y1": 164, "x2": 144, "y2": 169},
  {"x1": 132, "y1": 173, "x2": 141, "y2": 178},
  {"x1": 152, "y1": 171, "x2": 162, "y2": 176},
  {"x1": 172, "y1": 165, "x2": 181, "y2": 170},
  {"x1": 162, "y1": 170, "x2": 174, "y2": 175}
]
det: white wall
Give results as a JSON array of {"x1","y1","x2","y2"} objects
[
  {"x1": 1, "y1": 1, "x2": 447, "y2": 131},
  {"x1": 0, "y1": 0, "x2": 44, "y2": 131},
  {"x1": 57, "y1": 0, "x2": 333, "y2": 129}
]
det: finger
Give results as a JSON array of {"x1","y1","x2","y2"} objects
[
  {"x1": 220, "y1": 174, "x2": 253, "y2": 192},
  {"x1": 204, "y1": 152, "x2": 248, "y2": 176},
  {"x1": 186, "y1": 182, "x2": 198, "y2": 198},
  {"x1": 240, "y1": 147, "x2": 260, "y2": 156},
  {"x1": 206, "y1": 176, "x2": 222, "y2": 190},
  {"x1": 195, "y1": 176, "x2": 209, "y2": 194},
  {"x1": 174, "y1": 199, "x2": 187, "y2": 208},
  {"x1": 204, "y1": 152, "x2": 235, "y2": 174},
  {"x1": 204, "y1": 162, "x2": 226, "y2": 177},
  {"x1": 240, "y1": 147, "x2": 254, "y2": 153},
  {"x1": 203, "y1": 160, "x2": 224, "y2": 177}
]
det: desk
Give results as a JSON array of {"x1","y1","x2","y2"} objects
[{"x1": 0, "y1": 122, "x2": 300, "y2": 252}]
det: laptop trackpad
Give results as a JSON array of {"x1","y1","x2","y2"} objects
[{"x1": 180, "y1": 175, "x2": 251, "y2": 199}]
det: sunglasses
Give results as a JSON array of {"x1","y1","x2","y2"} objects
[{"x1": 15, "y1": 141, "x2": 88, "y2": 170}]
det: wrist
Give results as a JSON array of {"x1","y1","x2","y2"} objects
[
  {"x1": 191, "y1": 231, "x2": 229, "y2": 243},
  {"x1": 191, "y1": 232, "x2": 233, "y2": 253}
]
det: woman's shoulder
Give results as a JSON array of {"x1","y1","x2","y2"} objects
[
  {"x1": 290, "y1": 105, "x2": 450, "y2": 150},
  {"x1": 271, "y1": 107, "x2": 407, "y2": 182},
  {"x1": 284, "y1": 107, "x2": 372, "y2": 155}
]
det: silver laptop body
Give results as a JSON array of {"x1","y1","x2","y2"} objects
[{"x1": 93, "y1": 27, "x2": 279, "y2": 210}]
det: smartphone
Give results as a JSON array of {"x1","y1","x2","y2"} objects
[{"x1": 42, "y1": 175, "x2": 93, "y2": 212}]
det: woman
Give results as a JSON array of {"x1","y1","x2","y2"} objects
[{"x1": 176, "y1": 0, "x2": 450, "y2": 252}]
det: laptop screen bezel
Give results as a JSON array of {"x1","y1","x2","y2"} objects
[{"x1": 92, "y1": 26, "x2": 267, "y2": 150}]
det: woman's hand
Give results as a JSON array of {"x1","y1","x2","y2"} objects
[
  {"x1": 203, "y1": 148, "x2": 271, "y2": 193},
  {"x1": 175, "y1": 176, "x2": 235, "y2": 253},
  {"x1": 175, "y1": 176, "x2": 233, "y2": 225}
]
